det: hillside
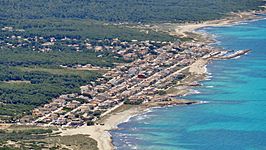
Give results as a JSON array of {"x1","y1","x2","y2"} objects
[{"x1": 0, "y1": 0, "x2": 265, "y2": 23}]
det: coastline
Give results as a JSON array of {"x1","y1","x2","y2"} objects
[
  {"x1": 60, "y1": 100, "x2": 199, "y2": 150},
  {"x1": 60, "y1": 105, "x2": 142, "y2": 150},
  {"x1": 61, "y1": 8, "x2": 265, "y2": 150},
  {"x1": 156, "y1": 9, "x2": 265, "y2": 44},
  {"x1": 60, "y1": 56, "x2": 215, "y2": 150}
]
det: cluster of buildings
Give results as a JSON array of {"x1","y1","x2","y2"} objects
[
  {"x1": 1, "y1": 26, "x2": 170, "y2": 61},
  {"x1": 0, "y1": 26, "x2": 245, "y2": 127},
  {"x1": 3, "y1": 26, "x2": 227, "y2": 127},
  {"x1": 18, "y1": 38, "x2": 222, "y2": 127}
]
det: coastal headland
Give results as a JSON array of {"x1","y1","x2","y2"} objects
[
  {"x1": 47, "y1": 47, "x2": 249, "y2": 150},
  {"x1": 59, "y1": 47, "x2": 249, "y2": 150}
]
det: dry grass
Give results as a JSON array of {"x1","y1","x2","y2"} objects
[{"x1": 47, "y1": 135, "x2": 98, "y2": 150}]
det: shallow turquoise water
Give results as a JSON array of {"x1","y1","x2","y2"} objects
[{"x1": 111, "y1": 18, "x2": 266, "y2": 150}]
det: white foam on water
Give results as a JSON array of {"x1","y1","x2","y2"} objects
[
  {"x1": 190, "y1": 89, "x2": 201, "y2": 94},
  {"x1": 183, "y1": 89, "x2": 201, "y2": 96},
  {"x1": 232, "y1": 56, "x2": 241, "y2": 59},
  {"x1": 144, "y1": 108, "x2": 153, "y2": 113},
  {"x1": 205, "y1": 75, "x2": 213, "y2": 80},
  {"x1": 206, "y1": 85, "x2": 214, "y2": 88},
  {"x1": 135, "y1": 114, "x2": 151, "y2": 121},
  {"x1": 199, "y1": 101, "x2": 209, "y2": 104}
]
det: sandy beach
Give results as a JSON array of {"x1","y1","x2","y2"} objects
[
  {"x1": 60, "y1": 100, "x2": 199, "y2": 150},
  {"x1": 189, "y1": 58, "x2": 208, "y2": 75},
  {"x1": 60, "y1": 105, "x2": 142, "y2": 150},
  {"x1": 173, "y1": 11, "x2": 266, "y2": 38}
]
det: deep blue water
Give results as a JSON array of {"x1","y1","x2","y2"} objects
[{"x1": 111, "y1": 18, "x2": 266, "y2": 150}]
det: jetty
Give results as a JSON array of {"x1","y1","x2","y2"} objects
[{"x1": 219, "y1": 49, "x2": 250, "y2": 59}]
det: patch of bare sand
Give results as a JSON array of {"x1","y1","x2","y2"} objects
[
  {"x1": 174, "y1": 10, "x2": 265, "y2": 38},
  {"x1": 189, "y1": 59, "x2": 208, "y2": 75},
  {"x1": 60, "y1": 106, "x2": 141, "y2": 150},
  {"x1": 0, "y1": 123, "x2": 12, "y2": 129}
]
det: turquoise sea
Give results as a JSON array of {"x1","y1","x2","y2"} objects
[{"x1": 111, "y1": 18, "x2": 266, "y2": 150}]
